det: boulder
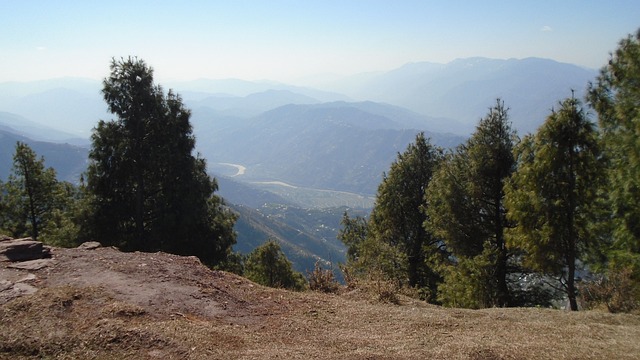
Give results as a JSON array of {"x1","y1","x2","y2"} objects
[
  {"x1": 77, "y1": 241, "x2": 102, "y2": 250},
  {"x1": 0, "y1": 237, "x2": 50, "y2": 262}
]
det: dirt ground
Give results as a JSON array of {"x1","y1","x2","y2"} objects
[{"x1": 1, "y1": 245, "x2": 639, "y2": 359}]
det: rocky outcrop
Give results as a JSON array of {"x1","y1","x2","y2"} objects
[
  {"x1": 0, "y1": 236, "x2": 51, "y2": 262},
  {"x1": 0, "y1": 236, "x2": 50, "y2": 304}
]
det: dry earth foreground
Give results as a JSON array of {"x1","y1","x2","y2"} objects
[{"x1": 1, "y1": 236, "x2": 639, "y2": 359}]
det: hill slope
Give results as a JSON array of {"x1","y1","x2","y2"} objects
[
  {"x1": 0, "y1": 129, "x2": 88, "y2": 182},
  {"x1": 1, "y1": 244, "x2": 639, "y2": 359},
  {"x1": 196, "y1": 102, "x2": 464, "y2": 195},
  {"x1": 230, "y1": 203, "x2": 351, "y2": 274},
  {"x1": 331, "y1": 57, "x2": 598, "y2": 134}
]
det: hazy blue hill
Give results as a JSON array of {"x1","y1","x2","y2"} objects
[
  {"x1": 330, "y1": 57, "x2": 598, "y2": 134},
  {"x1": 345, "y1": 101, "x2": 469, "y2": 133},
  {"x1": 196, "y1": 102, "x2": 465, "y2": 195},
  {"x1": 0, "y1": 58, "x2": 596, "y2": 137},
  {"x1": 185, "y1": 89, "x2": 321, "y2": 117},
  {"x1": 0, "y1": 111, "x2": 89, "y2": 145},
  {"x1": 5, "y1": 87, "x2": 107, "y2": 137},
  {"x1": 0, "y1": 77, "x2": 100, "y2": 101},
  {"x1": 0, "y1": 129, "x2": 88, "y2": 182},
  {"x1": 169, "y1": 78, "x2": 349, "y2": 102}
]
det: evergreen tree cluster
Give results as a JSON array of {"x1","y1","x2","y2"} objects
[{"x1": 339, "y1": 30, "x2": 640, "y2": 311}]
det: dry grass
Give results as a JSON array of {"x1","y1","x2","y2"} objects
[
  {"x1": 1, "y1": 285, "x2": 640, "y2": 359},
  {"x1": 1, "y1": 247, "x2": 639, "y2": 359}
]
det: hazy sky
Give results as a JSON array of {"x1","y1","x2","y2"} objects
[{"x1": 1, "y1": 1, "x2": 639, "y2": 84}]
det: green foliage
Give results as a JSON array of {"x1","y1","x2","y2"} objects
[
  {"x1": 426, "y1": 100, "x2": 517, "y2": 307},
  {"x1": 338, "y1": 210, "x2": 407, "y2": 301},
  {"x1": 366, "y1": 132, "x2": 444, "y2": 297},
  {"x1": 351, "y1": 234, "x2": 408, "y2": 286},
  {"x1": 337, "y1": 211, "x2": 368, "y2": 263},
  {"x1": 86, "y1": 57, "x2": 236, "y2": 266},
  {"x1": 437, "y1": 243, "x2": 496, "y2": 309},
  {"x1": 36, "y1": 182, "x2": 86, "y2": 247},
  {"x1": 3, "y1": 142, "x2": 58, "y2": 240},
  {"x1": 0, "y1": 142, "x2": 80, "y2": 246},
  {"x1": 505, "y1": 96, "x2": 603, "y2": 310},
  {"x1": 588, "y1": 29, "x2": 640, "y2": 256},
  {"x1": 244, "y1": 240, "x2": 307, "y2": 291},
  {"x1": 214, "y1": 250, "x2": 245, "y2": 275}
]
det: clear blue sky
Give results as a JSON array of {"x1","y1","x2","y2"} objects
[{"x1": 1, "y1": 0, "x2": 638, "y2": 83}]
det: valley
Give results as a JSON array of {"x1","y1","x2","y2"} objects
[{"x1": 0, "y1": 56, "x2": 599, "y2": 275}]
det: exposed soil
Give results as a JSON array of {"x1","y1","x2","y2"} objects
[{"x1": 1, "y1": 245, "x2": 639, "y2": 359}]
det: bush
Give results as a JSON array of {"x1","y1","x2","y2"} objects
[
  {"x1": 340, "y1": 264, "x2": 358, "y2": 290},
  {"x1": 244, "y1": 240, "x2": 307, "y2": 291},
  {"x1": 580, "y1": 266, "x2": 640, "y2": 313},
  {"x1": 308, "y1": 261, "x2": 340, "y2": 293}
]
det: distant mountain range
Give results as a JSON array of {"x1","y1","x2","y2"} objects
[
  {"x1": 324, "y1": 57, "x2": 598, "y2": 134},
  {"x1": 0, "y1": 56, "x2": 601, "y2": 200},
  {"x1": 0, "y1": 56, "x2": 598, "y2": 138},
  {"x1": 0, "y1": 56, "x2": 601, "y2": 273}
]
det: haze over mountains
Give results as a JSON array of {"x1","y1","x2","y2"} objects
[
  {"x1": 0, "y1": 57, "x2": 599, "y2": 273},
  {"x1": 323, "y1": 57, "x2": 598, "y2": 134}
]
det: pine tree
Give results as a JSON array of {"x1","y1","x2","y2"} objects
[
  {"x1": 366, "y1": 132, "x2": 443, "y2": 298},
  {"x1": 86, "y1": 57, "x2": 236, "y2": 265},
  {"x1": 426, "y1": 100, "x2": 517, "y2": 307},
  {"x1": 587, "y1": 29, "x2": 640, "y2": 255},
  {"x1": 2, "y1": 142, "x2": 60, "y2": 241},
  {"x1": 505, "y1": 96, "x2": 603, "y2": 311}
]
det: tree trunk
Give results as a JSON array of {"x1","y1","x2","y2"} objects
[
  {"x1": 495, "y1": 241, "x2": 509, "y2": 307},
  {"x1": 495, "y1": 192, "x2": 509, "y2": 307},
  {"x1": 567, "y1": 253, "x2": 578, "y2": 311}
]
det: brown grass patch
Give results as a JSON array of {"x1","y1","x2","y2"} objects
[{"x1": 1, "y1": 247, "x2": 639, "y2": 359}]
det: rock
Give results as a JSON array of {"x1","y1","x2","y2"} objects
[
  {"x1": 0, "y1": 280, "x2": 12, "y2": 292},
  {"x1": 8, "y1": 259, "x2": 54, "y2": 271},
  {"x1": 0, "y1": 238, "x2": 50, "y2": 262},
  {"x1": 77, "y1": 241, "x2": 102, "y2": 250},
  {"x1": 0, "y1": 281, "x2": 38, "y2": 304},
  {"x1": 12, "y1": 282, "x2": 38, "y2": 295},
  {"x1": 16, "y1": 273, "x2": 37, "y2": 282}
]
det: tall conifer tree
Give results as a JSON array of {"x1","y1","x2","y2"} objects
[
  {"x1": 87, "y1": 57, "x2": 236, "y2": 265},
  {"x1": 426, "y1": 100, "x2": 516, "y2": 307},
  {"x1": 505, "y1": 97, "x2": 603, "y2": 311},
  {"x1": 588, "y1": 29, "x2": 640, "y2": 255},
  {"x1": 367, "y1": 133, "x2": 443, "y2": 298},
  {"x1": 2, "y1": 142, "x2": 59, "y2": 241}
]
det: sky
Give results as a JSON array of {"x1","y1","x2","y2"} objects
[{"x1": 1, "y1": 0, "x2": 639, "y2": 84}]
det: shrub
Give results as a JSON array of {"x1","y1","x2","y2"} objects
[
  {"x1": 308, "y1": 261, "x2": 340, "y2": 293},
  {"x1": 244, "y1": 240, "x2": 307, "y2": 291},
  {"x1": 580, "y1": 266, "x2": 640, "y2": 313}
]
